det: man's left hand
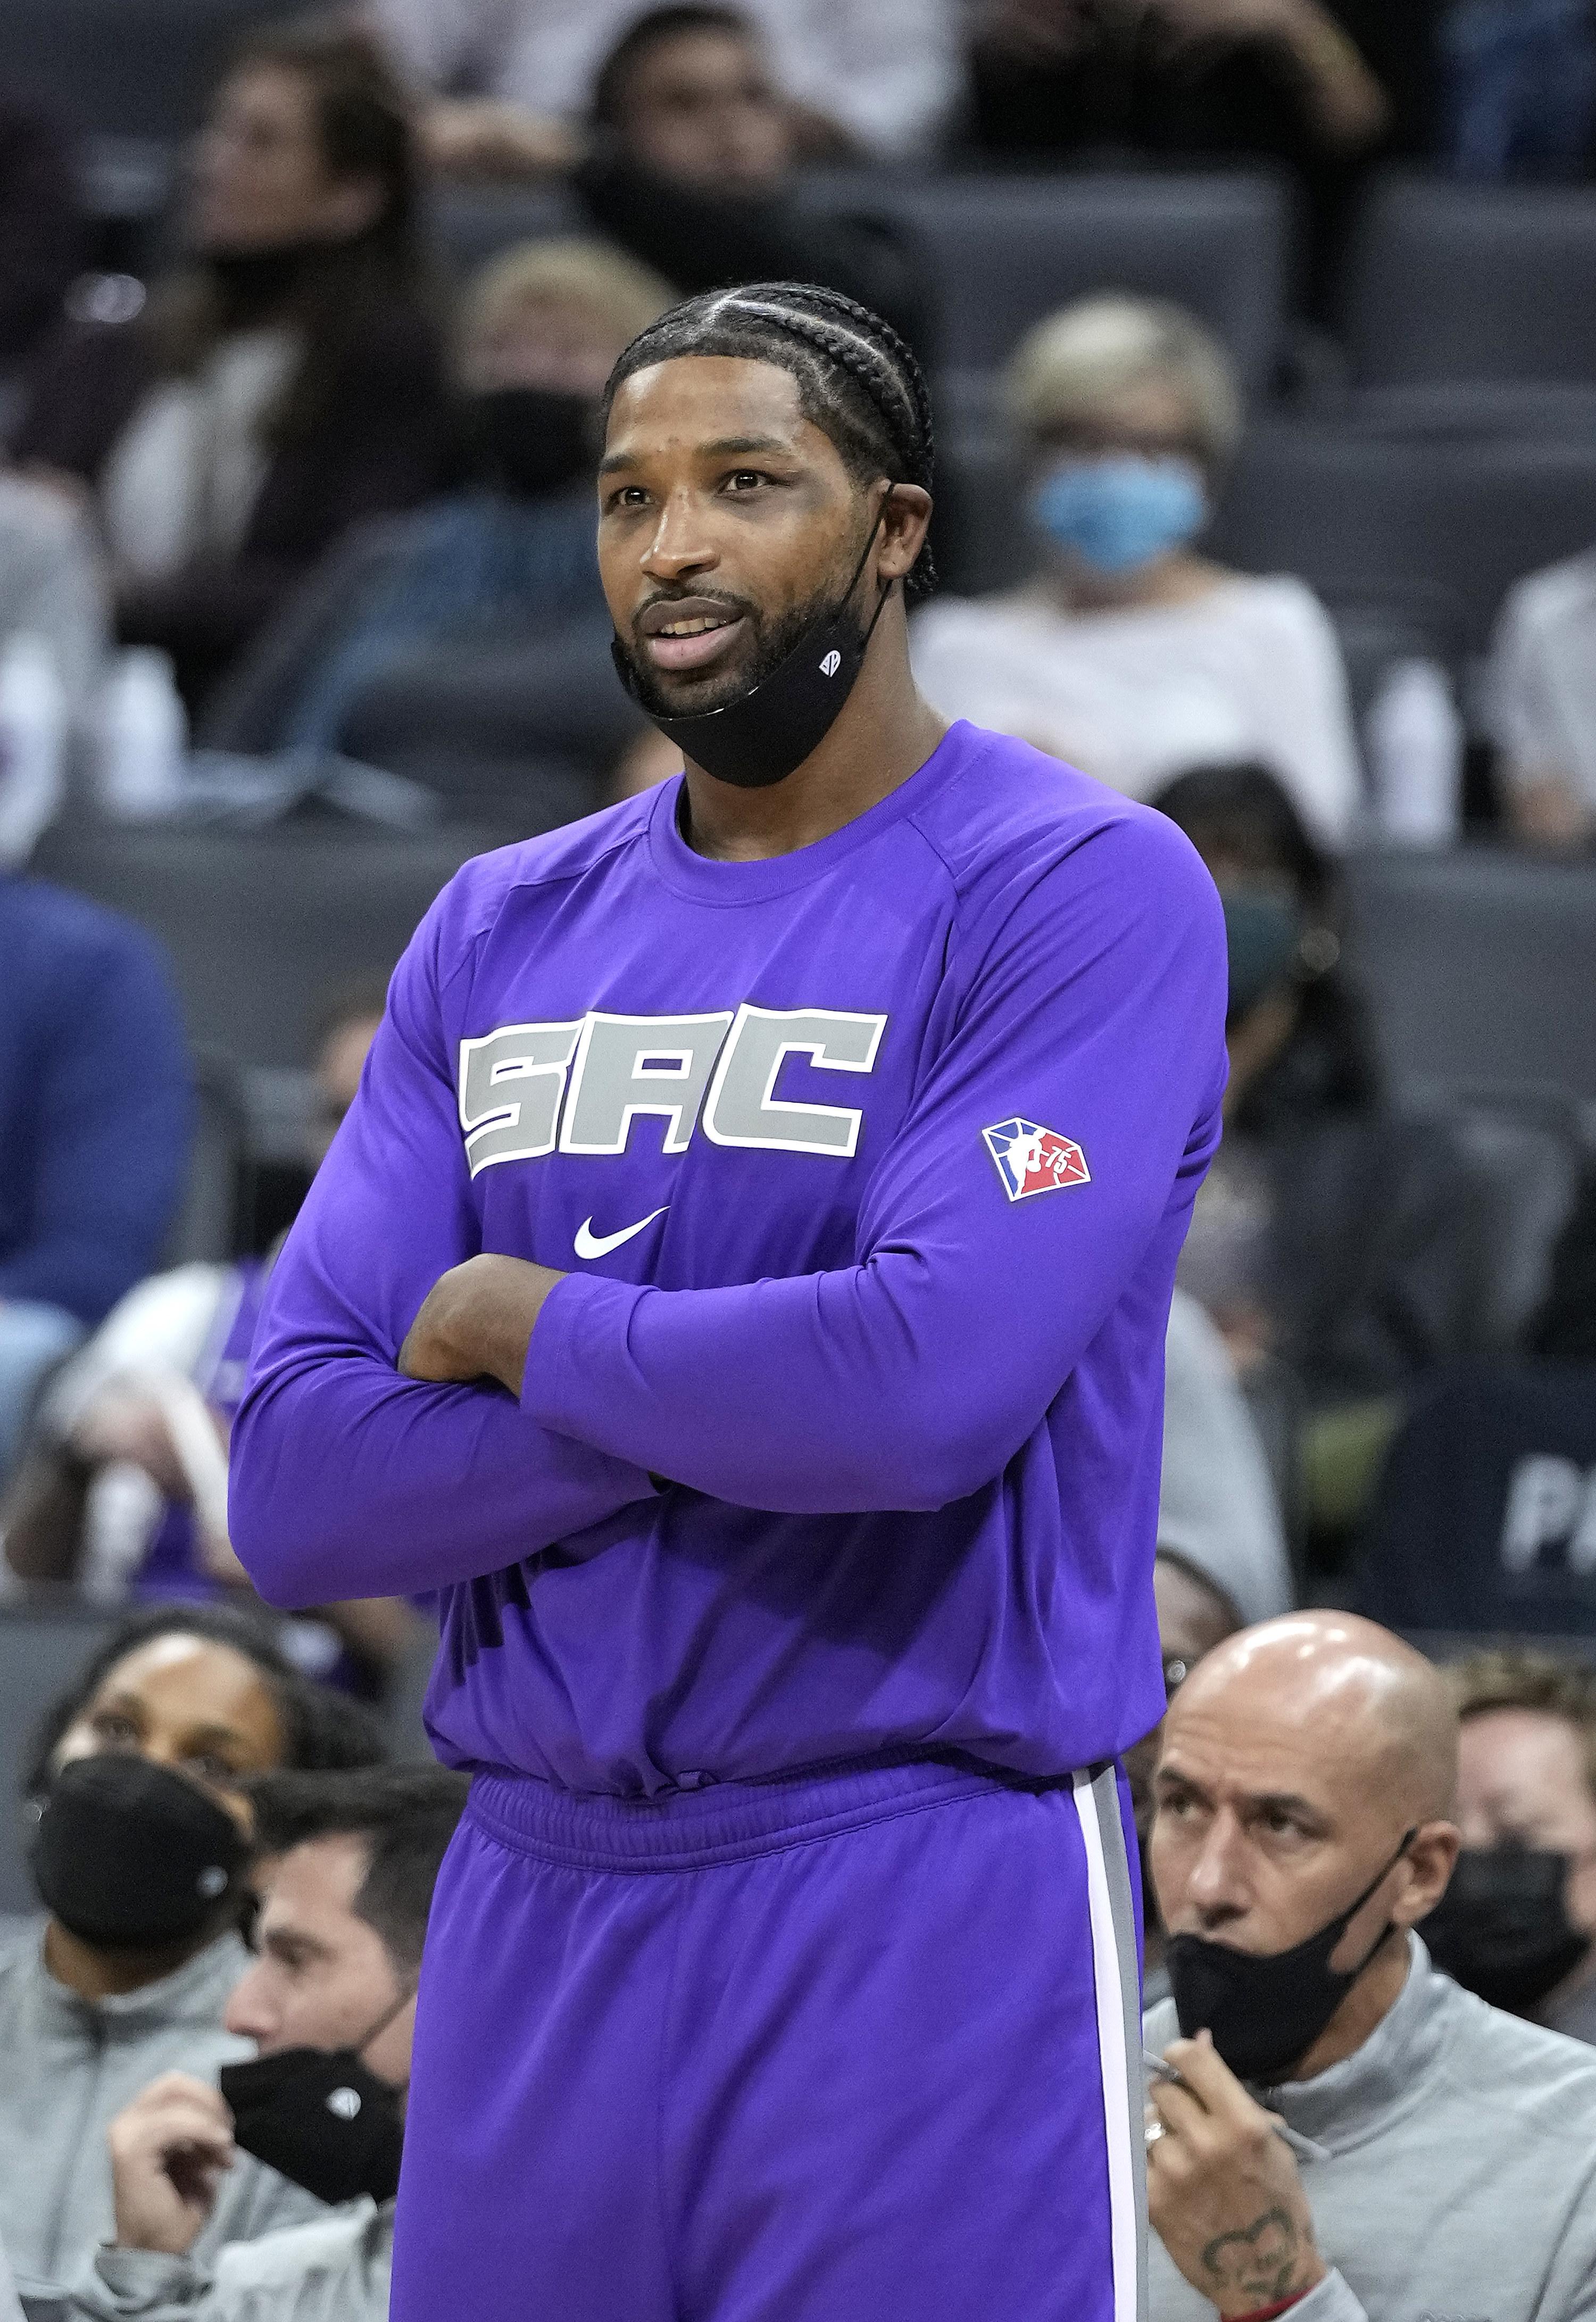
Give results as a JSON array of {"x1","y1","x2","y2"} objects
[
  {"x1": 397, "y1": 1255, "x2": 567, "y2": 1397},
  {"x1": 1146, "y1": 2031, "x2": 1327, "y2": 2319}
]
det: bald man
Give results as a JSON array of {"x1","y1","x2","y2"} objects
[{"x1": 1143, "y1": 1612, "x2": 1596, "y2": 2322}]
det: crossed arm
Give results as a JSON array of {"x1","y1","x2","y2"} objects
[{"x1": 230, "y1": 818, "x2": 1226, "y2": 1606}]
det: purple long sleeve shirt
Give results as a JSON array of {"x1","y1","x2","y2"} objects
[{"x1": 231, "y1": 723, "x2": 1227, "y2": 1794}]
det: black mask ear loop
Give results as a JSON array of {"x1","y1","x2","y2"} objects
[
  {"x1": 1341, "y1": 1825, "x2": 1421, "y2": 1979},
  {"x1": 352, "y1": 1979, "x2": 417, "y2": 2096},
  {"x1": 851, "y1": 482, "x2": 897, "y2": 652}
]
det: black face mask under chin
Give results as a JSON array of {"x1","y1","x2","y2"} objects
[
  {"x1": 1166, "y1": 1828, "x2": 1416, "y2": 2084},
  {"x1": 220, "y1": 1988, "x2": 411, "y2": 2207},
  {"x1": 1421, "y1": 1847, "x2": 1592, "y2": 2015},
  {"x1": 29, "y1": 1754, "x2": 248, "y2": 1950},
  {"x1": 611, "y1": 493, "x2": 895, "y2": 791}
]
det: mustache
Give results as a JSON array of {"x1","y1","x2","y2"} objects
[{"x1": 630, "y1": 587, "x2": 757, "y2": 637}]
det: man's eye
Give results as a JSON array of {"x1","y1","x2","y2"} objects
[
  {"x1": 608, "y1": 486, "x2": 648, "y2": 509},
  {"x1": 186, "y1": 1751, "x2": 240, "y2": 1783},
  {"x1": 725, "y1": 470, "x2": 767, "y2": 491},
  {"x1": 91, "y1": 1714, "x2": 139, "y2": 1746}
]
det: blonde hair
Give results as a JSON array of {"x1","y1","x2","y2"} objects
[
  {"x1": 460, "y1": 237, "x2": 675, "y2": 356},
  {"x1": 1003, "y1": 294, "x2": 1243, "y2": 471}
]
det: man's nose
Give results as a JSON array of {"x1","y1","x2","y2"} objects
[
  {"x1": 223, "y1": 1963, "x2": 279, "y2": 2047},
  {"x1": 639, "y1": 491, "x2": 718, "y2": 580},
  {"x1": 1182, "y1": 1818, "x2": 1253, "y2": 1926}
]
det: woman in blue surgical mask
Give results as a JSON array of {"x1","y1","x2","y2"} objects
[{"x1": 909, "y1": 293, "x2": 1361, "y2": 849}]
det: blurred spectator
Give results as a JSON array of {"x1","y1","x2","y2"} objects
[
  {"x1": 1438, "y1": 0, "x2": 1596, "y2": 180},
  {"x1": 0, "y1": 101, "x2": 81, "y2": 368},
  {"x1": 1158, "y1": 1289, "x2": 1293, "y2": 1647},
  {"x1": 0, "y1": 471, "x2": 108, "y2": 717},
  {"x1": 1144, "y1": 1611, "x2": 1596, "y2": 2322},
  {"x1": 203, "y1": 238, "x2": 670, "y2": 760},
  {"x1": 414, "y1": 8, "x2": 929, "y2": 351},
  {"x1": 1, "y1": 858, "x2": 190, "y2": 1486},
  {"x1": 1425, "y1": 1649, "x2": 1596, "y2": 2046},
  {"x1": 0, "y1": 1605, "x2": 386, "y2": 2296},
  {"x1": 0, "y1": 992, "x2": 425, "y2": 1695},
  {"x1": 380, "y1": 0, "x2": 961, "y2": 167},
  {"x1": 64, "y1": 1764, "x2": 468, "y2": 2322},
  {"x1": 1128, "y1": 1286, "x2": 1293, "y2": 1977},
  {"x1": 968, "y1": 0, "x2": 1391, "y2": 163},
  {"x1": 1157, "y1": 762, "x2": 1487, "y2": 1411},
  {"x1": 13, "y1": 25, "x2": 455, "y2": 715},
  {"x1": 910, "y1": 298, "x2": 1361, "y2": 847},
  {"x1": 1485, "y1": 544, "x2": 1596, "y2": 848}
]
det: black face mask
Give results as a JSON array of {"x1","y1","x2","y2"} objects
[
  {"x1": 30, "y1": 1754, "x2": 248, "y2": 1951},
  {"x1": 1422, "y1": 1847, "x2": 1592, "y2": 2014},
  {"x1": 611, "y1": 493, "x2": 895, "y2": 790},
  {"x1": 469, "y1": 386, "x2": 595, "y2": 498},
  {"x1": 1166, "y1": 1828, "x2": 1416, "y2": 2084},
  {"x1": 221, "y1": 1991, "x2": 410, "y2": 2208},
  {"x1": 203, "y1": 243, "x2": 327, "y2": 322}
]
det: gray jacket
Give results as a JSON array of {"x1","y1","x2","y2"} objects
[
  {"x1": 58, "y1": 2201, "x2": 393, "y2": 2322},
  {"x1": 1145, "y1": 1936, "x2": 1596, "y2": 2322},
  {"x1": 0, "y1": 1933, "x2": 324, "y2": 2294}
]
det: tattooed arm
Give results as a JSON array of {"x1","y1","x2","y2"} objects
[{"x1": 1146, "y1": 2033, "x2": 1350, "y2": 2319}]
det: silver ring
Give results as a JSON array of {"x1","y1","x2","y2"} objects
[{"x1": 1144, "y1": 2119, "x2": 1167, "y2": 2149}]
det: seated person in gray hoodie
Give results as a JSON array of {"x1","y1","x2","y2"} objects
[
  {"x1": 0, "y1": 1605, "x2": 386, "y2": 2299},
  {"x1": 1143, "y1": 1611, "x2": 1596, "y2": 2322},
  {"x1": 64, "y1": 1764, "x2": 469, "y2": 2322}
]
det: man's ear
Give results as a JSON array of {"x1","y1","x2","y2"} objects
[
  {"x1": 1396, "y1": 1820, "x2": 1461, "y2": 1927},
  {"x1": 874, "y1": 481, "x2": 933, "y2": 585}
]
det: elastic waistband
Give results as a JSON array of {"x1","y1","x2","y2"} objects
[{"x1": 465, "y1": 1754, "x2": 1073, "y2": 1874}]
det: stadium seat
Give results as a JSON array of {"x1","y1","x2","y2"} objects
[
  {"x1": 0, "y1": 1601, "x2": 117, "y2": 1916},
  {"x1": 1, "y1": 0, "x2": 307, "y2": 139},
  {"x1": 811, "y1": 169, "x2": 1292, "y2": 405},
  {"x1": 427, "y1": 184, "x2": 589, "y2": 277},
  {"x1": 31, "y1": 820, "x2": 493, "y2": 1068},
  {"x1": 335, "y1": 618, "x2": 641, "y2": 828},
  {"x1": 1345, "y1": 383, "x2": 1596, "y2": 442},
  {"x1": 1204, "y1": 427, "x2": 1596, "y2": 653},
  {"x1": 1358, "y1": 1363, "x2": 1596, "y2": 1640},
  {"x1": 159, "y1": 1051, "x2": 246, "y2": 1267},
  {"x1": 1343, "y1": 849, "x2": 1596, "y2": 1106},
  {"x1": 1341, "y1": 173, "x2": 1596, "y2": 391}
]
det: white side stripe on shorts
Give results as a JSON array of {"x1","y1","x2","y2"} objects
[{"x1": 1073, "y1": 1764, "x2": 1148, "y2": 2322}]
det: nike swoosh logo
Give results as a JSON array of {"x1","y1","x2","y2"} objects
[{"x1": 573, "y1": 1207, "x2": 668, "y2": 1260}]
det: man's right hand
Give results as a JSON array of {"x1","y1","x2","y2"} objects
[{"x1": 107, "y1": 2073, "x2": 236, "y2": 2257}]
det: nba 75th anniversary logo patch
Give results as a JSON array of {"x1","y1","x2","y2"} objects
[{"x1": 983, "y1": 1118, "x2": 1091, "y2": 1202}]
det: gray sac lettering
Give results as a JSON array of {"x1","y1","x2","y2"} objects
[
  {"x1": 559, "y1": 1012, "x2": 735, "y2": 1155},
  {"x1": 458, "y1": 1020, "x2": 584, "y2": 1174},
  {"x1": 702, "y1": 1006, "x2": 887, "y2": 1157}
]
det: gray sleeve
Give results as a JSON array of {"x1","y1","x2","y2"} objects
[
  {"x1": 187, "y1": 2162, "x2": 325, "y2": 2270},
  {"x1": 60, "y1": 2247, "x2": 216, "y2": 2321},
  {"x1": 1158, "y1": 1290, "x2": 1292, "y2": 1629},
  {"x1": 1286, "y1": 2271, "x2": 1368, "y2": 2322}
]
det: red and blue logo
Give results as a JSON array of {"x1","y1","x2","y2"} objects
[{"x1": 983, "y1": 1117, "x2": 1091, "y2": 1203}]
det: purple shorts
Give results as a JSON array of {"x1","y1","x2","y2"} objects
[{"x1": 390, "y1": 1757, "x2": 1146, "y2": 2322}]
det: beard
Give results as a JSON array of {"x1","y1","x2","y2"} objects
[
  {"x1": 612, "y1": 580, "x2": 832, "y2": 719},
  {"x1": 614, "y1": 514, "x2": 880, "y2": 720}
]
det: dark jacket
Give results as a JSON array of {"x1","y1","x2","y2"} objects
[
  {"x1": 574, "y1": 151, "x2": 929, "y2": 357},
  {"x1": 13, "y1": 303, "x2": 456, "y2": 706},
  {"x1": 0, "y1": 875, "x2": 190, "y2": 1324},
  {"x1": 0, "y1": 102, "x2": 81, "y2": 363},
  {"x1": 1217, "y1": 993, "x2": 1499, "y2": 1400}
]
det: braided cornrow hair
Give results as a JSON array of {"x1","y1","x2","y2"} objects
[{"x1": 601, "y1": 280, "x2": 937, "y2": 599}]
